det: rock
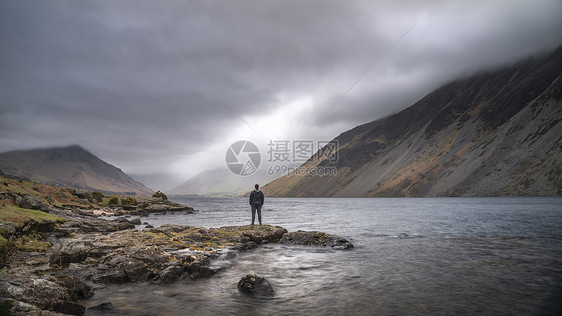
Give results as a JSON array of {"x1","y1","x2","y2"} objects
[
  {"x1": 279, "y1": 231, "x2": 354, "y2": 250},
  {"x1": 186, "y1": 260, "x2": 216, "y2": 279},
  {"x1": 87, "y1": 302, "x2": 113, "y2": 311},
  {"x1": 0, "y1": 222, "x2": 16, "y2": 235},
  {"x1": 129, "y1": 218, "x2": 142, "y2": 225},
  {"x1": 50, "y1": 240, "x2": 93, "y2": 265},
  {"x1": 0, "y1": 271, "x2": 75, "y2": 313},
  {"x1": 145, "y1": 224, "x2": 154, "y2": 228},
  {"x1": 22, "y1": 219, "x2": 55, "y2": 233},
  {"x1": 93, "y1": 255, "x2": 148, "y2": 283},
  {"x1": 3, "y1": 299, "x2": 70, "y2": 316},
  {"x1": 55, "y1": 275, "x2": 94, "y2": 300},
  {"x1": 237, "y1": 274, "x2": 274, "y2": 296},
  {"x1": 219, "y1": 225, "x2": 288, "y2": 244},
  {"x1": 154, "y1": 262, "x2": 184, "y2": 284},
  {"x1": 92, "y1": 264, "x2": 126, "y2": 284},
  {"x1": 143, "y1": 201, "x2": 196, "y2": 214},
  {"x1": 48, "y1": 300, "x2": 85, "y2": 316},
  {"x1": 55, "y1": 213, "x2": 135, "y2": 234},
  {"x1": 18, "y1": 195, "x2": 46, "y2": 210},
  {"x1": 230, "y1": 241, "x2": 258, "y2": 251}
]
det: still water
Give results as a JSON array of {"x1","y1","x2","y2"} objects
[{"x1": 86, "y1": 197, "x2": 562, "y2": 315}]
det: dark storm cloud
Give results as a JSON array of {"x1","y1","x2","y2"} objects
[{"x1": 1, "y1": 0, "x2": 561, "y2": 176}]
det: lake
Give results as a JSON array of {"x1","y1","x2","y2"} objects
[{"x1": 86, "y1": 197, "x2": 562, "y2": 315}]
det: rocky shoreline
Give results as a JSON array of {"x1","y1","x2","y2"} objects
[{"x1": 0, "y1": 178, "x2": 352, "y2": 315}]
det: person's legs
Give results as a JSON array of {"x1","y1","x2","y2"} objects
[
  {"x1": 251, "y1": 205, "x2": 256, "y2": 224},
  {"x1": 256, "y1": 205, "x2": 262, "y2": 224}
]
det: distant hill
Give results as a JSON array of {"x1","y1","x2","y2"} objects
[
  {"x1": 262, "y1": 46, "x2": 562, "y2": 197},
  {"x1": 169, "y1": 167, "x2": 271, "y2": 197},
  {"x1": 0, "y1": 145, "x2": 153, "y2": 195}
]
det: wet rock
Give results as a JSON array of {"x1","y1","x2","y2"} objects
[
  {"x1": 187, "y1": 260, "x2": 217, "y2": 279},
  {"x1": 279, "y1": 230, "x2": 354, "y2": 250},
  {"x1": 87, "y1": 302, "x2": 113, "y2": 311},
  {"x1": 237, "y1": 274, "x2": 274, "y2": 296},
  {"x1": 3, "y1": 299, "x2": 70, "y2": 316},
  {"x1": 154, "y1": 262, "x2": 185, "y2": 284},
  {"x1": 129, "y1": 218, "x2": 142, "y2": 225},
  {"x1": 55, "y1": 275, "x2": 94, "y2": 300},
  {"x1": 48, "y1": 300, "x2": 85, "y2": 315},
  {"x1": 92, "y1": 264, "x2": 126, "y2": 284},
  {"x1": 0, "y1": 271, "x2": 79, "y2": 314},
  {"x1": 230, "y1": 241, "x2": 258, "y2": 251},
  {"x1": 145, "y1": 224, "x2": 154, "y2": 228},
  {"x1": 93, "y1": 255, "x2": 148, "y2": 283},
  {"x1": 219, "y1": 225, "x2": 288, "y2": 244},
  {"x1": 50, "y1": 240, "x2": 93, "y2": 265}
]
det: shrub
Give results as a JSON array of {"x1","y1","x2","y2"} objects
[
  {"x1": 108, "y1": 196, "x2": 119, "y2": 205},
  {"x1": 92, "y1": 191, "x2": 104, "y2": 203},
  {"x1": 121, "y1": 197, "x2": 138, "y2": 206},
  {"x1": 152, "y1": 191, "x2": 168, "y2": 200}
]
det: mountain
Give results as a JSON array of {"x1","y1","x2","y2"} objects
[
  {"x1": 262, "y1": 47, "x2": 562, "y2": 197},
  {"x1": 0, "y1": 145, "x2": 153, "y2": 195},
  {"x1": 169, "y1": 167, "x2": 271, "y2": 197}
]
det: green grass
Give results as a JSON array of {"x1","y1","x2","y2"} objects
[
  {"x1": 14, "y1": 234, "x2": 52, "y2": 252},
  {"x1": 0, "y1": 204, "x2": 64, "y2": 229}
]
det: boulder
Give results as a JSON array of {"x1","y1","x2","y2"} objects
[
  {"x1": 50, "y1": 240, "x2": 93, "y2": 265},
  {"x1": 56, "y1": 215, "x2": 135, "y2": 234},
  {"x1": 230, "y1": 241, "x2": 258, "y2": 251},
  {"x1": 18, "y1": 195, "x2": 46, "y2": 210},
  {"x1": 154, "y1": 262, "x2": 185, "y2": 284},
  {"x1": 237, "y1": 274, "x2": 274, "y2": 296},
  {"x1": 218, "y1": 225, "x2": 288, "y2": 244},
  {"x1": 0, "y1": 222, "x2": 16, "y2": 235},
  {"x1": 186, "y1": 260, "x2": 216, "y2": 279},
  {"x1": 129, "y1": 218, "x2": 142, "y2": 225},
  {"x1": 55, "y1": 275, "x2": 94, "y2": 300},
  {"x1": 92, "y1": 255, "x2": 148, "y2": 284},
  {"x1": 48, "y1": 300, "x2": 85, "y2": 316},
  {"x1": 0, "y1": 271, "x2": 85, "y2": 315},
  {"x1": 279, "y1": 231, "x2": 354, "y2": 250},
  {"x1": 2, "y1": 299, "x2": 71, "y2": 316}
]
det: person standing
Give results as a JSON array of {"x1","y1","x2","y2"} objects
[{"x1": 249, "y1": 184, "x2": 264, "y2": 225}]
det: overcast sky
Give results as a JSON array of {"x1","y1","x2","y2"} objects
[{"x1": 1, "y1": 0, "x2": 561, "y2": 185}]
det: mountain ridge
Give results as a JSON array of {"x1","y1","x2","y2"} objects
[
  {"x1": 262, "y1": 46, "x2": 562, "y2": 197},
  {"x1": 0, "y1": 145, "x2": 153, "y2": 195}
]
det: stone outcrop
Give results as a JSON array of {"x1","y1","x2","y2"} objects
[
  {"x1": 0, "y1": 270, "x2": 85, "y2": 315},
  {"x1": 237, "y1": 274, "x2": 275, "y2": 296},
  {"x1": 279, "y1": 230, "x2": 354, "y2": 250},
  {"x1": 1, "y1": 176, "x2": 354, "y2": 315}
]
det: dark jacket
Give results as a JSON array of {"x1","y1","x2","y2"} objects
[{"x1": 249, "y1": 190, "x2": 264, "y2": 206}]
